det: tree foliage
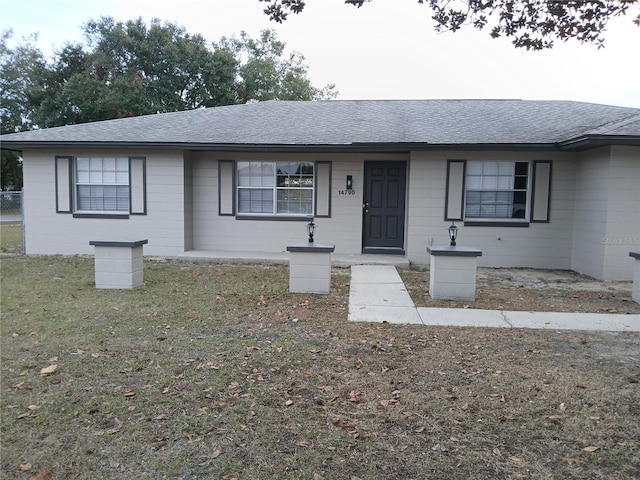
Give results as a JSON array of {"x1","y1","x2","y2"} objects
[
  {"x1": 0, "y1": 31, "x2": 46, "y2": 134},
  {"x1": 1, "y1": 18, "x2": 336, "y2": 129},
  {"x1": 215, "y1": 29, "x2": 335, "y2": 104},
  {"x1": 259, "y1": 0, "x2": 640, "y2": 50},
  {"x1": 0, "y1": 30, "x2": 47, "y2": 189},
  {"x1": 0, "y1": 18, "x2": 336, "y2": 188}
]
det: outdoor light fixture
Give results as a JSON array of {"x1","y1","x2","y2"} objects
[
  {"x1": 448, "y1": 222, "x2": 458, "y2": 246},
  {"x1": 307, "y1": 219, "x2": 316, "y2": 243},
  {"x1": 346, "y1": 175, "x2": 353, "y2": 190}
]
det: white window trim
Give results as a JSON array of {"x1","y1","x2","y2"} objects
[
  {"x1": 74, "y1": 156, "x2": 131, "y2": 214},
  {"x1": 463, "y1": 160, "x2": 531, "y2": 223},
  {"x1": 236, "y1": 161, "x2": 315, "y2": 217},
  {"x1": 55, "y1": 155, "x2": 146, "y2": 218}
]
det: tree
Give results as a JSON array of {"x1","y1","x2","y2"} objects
[
  {"x1": 1, "y1": 20, "x2": 336, "y2": 188},
  {"x1": 28, "y1": 17, "x2": 232, "y2": 127},
  {"x1": 0, "y1": 30, "x2": 46, "y2": 189},
  {"x1": 216, "y1": 29, "x2": 336, "y2": 103},
  {"x1": 0, "y1": 30, "x2": 46, "y2": 134},
  {"x1": 7, "y1": 18, "x2": 335, "y2": 129},
  {"x1": 259, "y1": 0, "x2": 640, "y2": 50}
]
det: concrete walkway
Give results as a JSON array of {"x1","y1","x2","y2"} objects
[{"x1": 348, "y1": 265, "x2": 640, "y2": 332}]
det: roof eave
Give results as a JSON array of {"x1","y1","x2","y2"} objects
[
  {"x1": 1, "y1": 140, "x2": 563, "y2": 153},
  {"x1": 559, "y1": 135, "x2": 640, "y2": 151}
]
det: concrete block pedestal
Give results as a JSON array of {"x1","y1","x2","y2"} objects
[
  {"x1": 630, "y1": 252, "x2": 640, "y2": 303},
  {"x1": 286, "y1": 242, "x2": 335, "y2": 294},
  {"x1": 427, "y1": 245, "x2": 483, "y2": 301},
  {"x1": 89, "y1": 239, "x2": 148, "y2": 289}
]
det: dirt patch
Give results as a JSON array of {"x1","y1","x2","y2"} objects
[{"x1": 400, "y1": 267, "x2": 640, "y2": 315}]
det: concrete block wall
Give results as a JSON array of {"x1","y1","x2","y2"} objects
[
  {"x1": 429, "y1": 250, "x2": 481, "y2": 301},
  {"x1": 91, "y1": 241, "x2": 147, "y2": 289},
  {"x1": 287, "y1": 244, "x2": 335, "y2": 293}
]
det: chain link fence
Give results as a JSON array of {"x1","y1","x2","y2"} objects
[{"x1": 1, "y1": 191, "x2": 23, "y2": 253}]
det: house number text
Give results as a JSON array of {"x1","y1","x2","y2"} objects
[{"x1": 338, "y1": 189, "x2": 356, "y2": 196}]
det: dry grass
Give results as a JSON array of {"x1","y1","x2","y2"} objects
[
  {"x1": 0, "y1": 223, "x2": 22, "y2": 253},
  {"x1": 1, "y1": 256, "x2": 639, "y2": 480},
  {"x1": 400, "y1": 265, "x2": 640, "y2": 314}
]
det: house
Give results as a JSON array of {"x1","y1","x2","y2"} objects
[{"x1": 1, "y1": 99, "x2": 639, "y2": 280}]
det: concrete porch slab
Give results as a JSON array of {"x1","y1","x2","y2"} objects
[{"x1": 177, "y1": 250, "x2": 410, "y2": 267}]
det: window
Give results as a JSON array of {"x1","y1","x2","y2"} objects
[
  {"x1": 465, "y1": 161, "x2": 529, "y2": 220},
  {"x1": 237, "y1": 161, "x2": 314, "y2": 215},
  {"x1": 75, "y1": 157, "x2": 129, "y2": 212},
  {"x1": 55, "y1": 156, "x2": 146, "y2": 217}
]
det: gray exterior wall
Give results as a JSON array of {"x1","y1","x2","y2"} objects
[
  {"x1": 571, "y1": 146, "x2": 640, "y2": 280},
  {"x1": 22, "y1": 149, "x2": 186, "y2": 256},
  {"x1": 183, "y1": 151, "x2": 194, "y2": 251},
  {"x1": 190, "y1": 151, "x2": 407, "y2": 254},
  {"x1": 19, "y1": 145, "x2": 639, "y2": 280},
  {"x1": 407, "y1": 150, "x2": 577, "y2": 270}
]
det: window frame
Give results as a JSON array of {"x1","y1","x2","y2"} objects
[
  {"x1": 236, "y1": 160, "x2": 315, "y2": 218},
  {"x1": 463, "y1": 160, "x2": 531, "y2": 224},
  {"x1": 74, "y1": 156, "x2": 131, "y2": 214},
  {"x1": 54, "y1": 155, "x2": 146, "y2": 219},
  {"x1": 445, "y1": 159, "x2": 552, "y2": 227}
]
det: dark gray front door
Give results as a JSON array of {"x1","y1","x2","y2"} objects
[{"x1": 362, "y1": 161, "x2": 407, "y2": 254}]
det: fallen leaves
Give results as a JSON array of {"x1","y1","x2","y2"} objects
[
  {"x1": 333, "y1": 418, "x2": 360, "y2": 439},
  {"x1": 211, "y1": 445, "x2": 223, "y2": 458},
  {"x1": 39, "y1": 364, "x2": 57, "y2": 376},
  {"x1": 561, "y1": 457, "x2": 586, "y2": 465},
  {"x1": 94, "y1": 418, "x2": 123, "y2": 436},
  {"x1": 29, "y1": 472, "x2": 53, "y2": 480},
  {"x1": 348, "y1": 390, "x2": 362, "y2": 403},
  {"x1": 379, "y1": 390, "x2": 401, "y2": 407},
  {"x1": 583, "y1": 445, "x2": 600, "y2": 452}
]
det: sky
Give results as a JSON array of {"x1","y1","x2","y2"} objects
[{"x1": 1, "y1": 0, "x2": 639, "y2": 108}]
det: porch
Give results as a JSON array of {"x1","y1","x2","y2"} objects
[{"x1": 177, "y1": 250, "x2": 410, "y2": 268}]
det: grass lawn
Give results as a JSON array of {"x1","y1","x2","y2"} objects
[
  {"x1": 1, "y1": 256, "x2": 639, "y2": 479},
  {"x1": 0, "y1": 223, "x2": 22, "y2": 252}
]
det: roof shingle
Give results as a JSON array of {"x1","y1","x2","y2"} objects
[{"x1": 2, "y1": 99, "x2": 639, "y2": 150}]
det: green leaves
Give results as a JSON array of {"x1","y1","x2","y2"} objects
[
  {"x1": 259, "y1": 0, "x2": 640, "y2": 50},
  {"x1": 216, "y1": 29, "x2": 337, "y2": 103},
  {"x1": 0, "y1": 18, "x2": 335, "y2": 132}
]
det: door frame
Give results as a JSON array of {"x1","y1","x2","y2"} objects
[{"x1": 361, "y1": 160, "x2": 408, "y2": 255}]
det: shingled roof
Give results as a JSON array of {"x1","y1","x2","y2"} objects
[{"x1": 2, "y1": 99, "x2": 640, "y2": 152}]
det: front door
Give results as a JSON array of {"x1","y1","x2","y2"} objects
[{"x1": 362, "y1": 161, "x2": 407, "y2": 254}]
